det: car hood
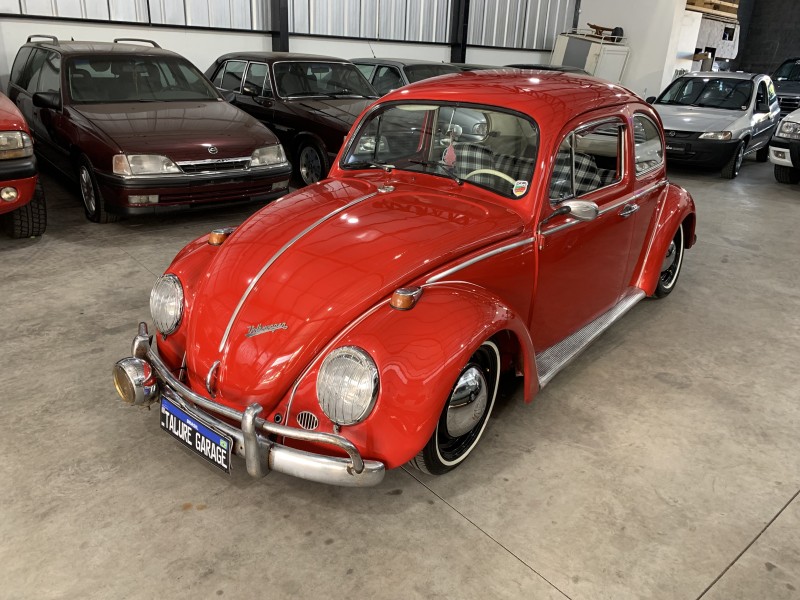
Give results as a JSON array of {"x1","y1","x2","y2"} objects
[
  {"x1": 775, "y1": 80, "x2": 800, "y2": 96},
  {"x1": 287, "y1": 97, "x2": 373, "y2": 129},
  {"x1": 72, "y1": 100, "x2": 276, "y2": 160},
  {"x1": 656, "y1": 104, "x2": 744, "y2": 133},
  {"x1": 0, "y1": 93, "x2": 27, "y2": 131},
  {"x1": 185, "y1": 177, "x2": 524, "y2": 412}
]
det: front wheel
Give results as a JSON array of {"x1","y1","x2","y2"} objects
[
  {"x1": 5, "y1": 179, "x2": 46, "y2": 238},
  {"x1": 774, "y1": 164, "x2": 800, "y2": 184},
  {"x1": 78, "y1": 156, "x2": 118, "y2": 223},
  {"x1": 721, "y1": 141, "x2": 744, "y2": 179},
  {"x1": 652, "y1": 223, "x2": 685, "y2": 298},
  {"x1": 409, "y1": 340, "x2": 501, "y2": 475},
  {"x1": 295, "y1": 141, "x2": 328, "y2": 187}
]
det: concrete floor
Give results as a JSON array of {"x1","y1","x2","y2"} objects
[{"x1": 1, "y1": 158, "x2": 798, "y2": 600}]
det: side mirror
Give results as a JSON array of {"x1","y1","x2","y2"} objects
[
  {"x1": 646, "y1": 96, "x2": 656, "y2": 104},
  {"x1": 561, "y1": 199, "x2": 599, "y2": 221},
  {"x1": 241, "y1": 84, "x2": 259, "y2": 97},
  {"x1": 32, "y1": 91, "x2": 61, "y2": 110}
]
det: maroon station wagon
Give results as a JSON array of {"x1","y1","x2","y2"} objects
[{"x1": 7, "y1": 36, "x2": 291, "y2": 223}]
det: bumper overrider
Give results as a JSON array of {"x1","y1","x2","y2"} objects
[{"x1": 113, "y1": 323, "x2": 385, "y2": 487}]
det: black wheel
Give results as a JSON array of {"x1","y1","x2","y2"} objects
[
  {"x1": 653, "y1": 223, "x2": 685, "y2": 298},
  {"x1": 721, "y1": 141, "x2": 744, "y2": 179},
  {"x1": 78, "y1": 156, "x2": 118, "y2": 223},
  {"x1": 755, "y1": 145, "x2": 769, "y2": 163},
  {"x1": 295, "y1": 141, "x2": 328, "y2": 186},
  {"x1": 774, "y1": 164, "x2": 800, "y2": 184},
  {"x1": 5, "y1": 179, "x2": 46, "y2": 238},
  {"x1": 409, "y1": 340, "x2": 500, "y2": 475}
]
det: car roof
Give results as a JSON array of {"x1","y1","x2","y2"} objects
[
  {"x1": 382, "y1": 70, "x2": 641, "y2": 121},
  {"x1": 351, "y1": 58, "x2": 458, "y2": 68},
  {"x1": 214, "y1": 51, "x2": 351, "y2": 64},
  {"x1": 681, "y1": 71, "x2": 758, "y2": 81},
  {"x1": 23, "y1": 39, "x2": 179, "y2": 57}
]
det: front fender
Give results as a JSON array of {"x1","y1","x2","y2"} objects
[
  {"x1": 635, "y1": 182, "x2": 696, "y2": 295},
  {"x1": 286, "y1": 282, "x2": 536, "y2": 468}
]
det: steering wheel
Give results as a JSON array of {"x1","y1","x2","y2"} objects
[{"x1": 464, "y1": 169, "x2": 516, "y2": 184}]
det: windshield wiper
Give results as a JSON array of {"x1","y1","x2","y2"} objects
[
  {"x1": 344, "y1": 160, "x2": 396, "y2": 172},
  {"x1": 408, "y1": 160, "x2": 463, "y2": 184}
]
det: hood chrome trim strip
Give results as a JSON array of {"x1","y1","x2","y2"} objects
[
  {"x1": 425, "y1": 238, "x2": 534, "y2": 284},
  {"x1": 218, "y1": 191, "x2": 379, "y2": 352}
]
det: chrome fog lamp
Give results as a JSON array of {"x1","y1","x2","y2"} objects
[
  {"x1": 150, "y1": 274, "x2": 184, "y2": 335},
  {"x1": 113, "y1": 357, "x2": 159, "y2": 405},
  {"x1": 113, "y1": 154, "x2": 181, "y2": 175},
  {"x1": 0, "y1": 131, "x2": 33, "y2": 159},
  {"x1": 250, "y1": 144, "x2": 288, "y2": 167},
  {"x1": 698, "y1": 131, "x2": 732, "y2": 140},
  {"x1": 317, "y1": 346, "x2": 379, "y2": 426},
  {"x1": 1, "y1": 187, "x2": 18, "y2": 202}
]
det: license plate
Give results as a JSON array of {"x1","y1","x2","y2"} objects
[
  {"x1": 160, "y1": 397, "x2": 233, "y2": 474},
  {"x1": 666, "y1": 142, "x2": 687, "y2": 153}
]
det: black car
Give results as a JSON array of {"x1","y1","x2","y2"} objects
[
  {"x1": 207, "y1": 52, "x2": 379, "y2": 186},
  {"x1": 772, "y1": 57, "x2": 800, "y2": 116},
  {"x1": 351, "y1": 58, "x2": 462, "y2": 95}
]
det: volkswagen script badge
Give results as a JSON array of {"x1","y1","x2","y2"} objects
[{"x1": 246, "y1": 322, "x2": 288, "y2": 337}]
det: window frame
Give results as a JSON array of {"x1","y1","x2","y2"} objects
[{"x1": 632, "y1": 114, "x2": 664, "y2": 178}]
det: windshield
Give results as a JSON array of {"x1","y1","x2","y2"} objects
[
  {"x1": 273, "y1": 61, "x2": 377, "y2": 98},
  {"x1": 774, "y1": 60, "x2": 800, "y2": 82},
  {"x1": 656, "y1": 77, "x2": 753, "y2": 110},
  {"x1": 342, "y1": 103, "x2": 539, "y2": 199},
  {"x1": 67, "y1": 55, "x2": 219, "y2": 103},
  {"x1": 404, "y1": 64, "x2": 462, "y2": 83}
]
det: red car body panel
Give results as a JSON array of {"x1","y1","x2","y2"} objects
[
  {"x1": 0, "y1": 92, "x2": 37, "y2": 215},
  {"x1": 149, "y1": 71, "x2": 697, "y2": 473}
]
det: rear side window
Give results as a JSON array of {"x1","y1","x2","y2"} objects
[
  {"x1": 213, "y1": 60, "x2": 247, "y2": 92},
  {"x1": 633, "y1": 115, "x2": 663, "y2": 175},
  {"x1": 10, "y1": 47, "x2": 33, "y2": 87}
]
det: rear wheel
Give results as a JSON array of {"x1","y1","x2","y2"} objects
[
  {"x1": 653, "y1": 223, "x2": 685, "y2": 298},
  {"x1": 295, "y1": 141, "x2": 328, "y2": 187},
  {"x1": 409, "y1": 340, "x2": 501, "y2": 475},
  {"x1": 5, "y1": 179, "x2": 46, "y2": 238},
  {"x1": 755, "y1": 145, "x2": 769, "y2": 163},
  {"x1": 774, "y1": 164, "x2": 800, "y2": 184},
  {"x1": 721, "y1": 141, "x2": 744, "y2": 179},
  {"x1": 79, "y1": 156, "x2": 118, "y2": 223}
]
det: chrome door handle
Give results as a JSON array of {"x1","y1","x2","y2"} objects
[{"x1": 619, "y1": 203, "x2": 640, "y2": 218}]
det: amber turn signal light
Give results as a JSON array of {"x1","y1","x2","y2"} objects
[
  {"x1": 390, "y1": 287, "x2": 423, "y2": 310},
  {"x1": 208, "y1": 227, "x2": 236, "y2": 246}
]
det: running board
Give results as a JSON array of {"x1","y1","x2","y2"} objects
[{"x1": 535, "y1": 289, "x2": 646, "y2": 389}]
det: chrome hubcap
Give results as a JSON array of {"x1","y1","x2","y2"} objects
[
  {"x1": 661, "y1": 241, "x2": 677, "y2": 272},
  {"x1": 735, "y1": 146, "x2": 744, "y2": 173},
  {"x1": 299, "y1": 146, "x2": 322, "y2": 184},
  {"x1": 79, "y1": 166, "x2": 96, "y2": 213},
  {"x1": 446, "y1": 366, "x2": 488, "y2": 437}
]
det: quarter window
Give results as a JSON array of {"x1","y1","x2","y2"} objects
[
  {"x1": 549, "y1": 119, "x2": 624, "y2": 203},
  {"x1": 372, "y1": 66, "x2": 403, "y2": 95},
  {"x1": 10, "y1": 47, "x2": 33, "y2": 87},
  {"x1": 213, "y1": 60, "x2": 247, "y2": 92},
  {"x1": 633, "y1": 115, "x2": 663, "y2": 175}
]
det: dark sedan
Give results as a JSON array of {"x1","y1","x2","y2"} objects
[
  {"x1": 206, "y1": 52, "x2": 379, "y2": 186},
  {"x1": 7, "y1": 36, "x2": 291, "y2": 223},
  {"x1": 351, "y1": 58, "x2": 462, "y2": 95}
]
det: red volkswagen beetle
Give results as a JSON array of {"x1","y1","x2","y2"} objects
[{"x1": 114, "y1": 70, "x2": 696, "y2": 486}]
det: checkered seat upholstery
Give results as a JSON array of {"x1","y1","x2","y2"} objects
[
  {"x1": 549, "y1": 151, "x2": 602, "y2": 200},
  {"x1": 451, "y1": 143, "x2": 495, "y2": 187}
]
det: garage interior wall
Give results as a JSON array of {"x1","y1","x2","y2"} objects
[{"x1": 736, "y1": 0, "x2": 800, "y2": 74}]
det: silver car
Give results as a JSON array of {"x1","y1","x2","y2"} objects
[{"x1": 649, "y1": 72, "x2": 781, "y2": 179}]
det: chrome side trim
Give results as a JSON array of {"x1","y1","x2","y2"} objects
[
  {"x1": 535, "y1": 288, "x2": 646, "y2": 388},
  {"x1": 426, "y1": 238, "x2": 534, "y2": 284},
  {"x1": 218, "y1": 191, "x2": 379, "y2": 352},
  {"x1": 175, "y1": 156, "x2": 250, "y2": 167}
]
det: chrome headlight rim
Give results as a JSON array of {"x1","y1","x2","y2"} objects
[
  {"x1": 149, "y1": 274, "x2": 184, "y2": 335},
  {"x1": 316, "y1": 346, "x2": 379, "y2": 426}
]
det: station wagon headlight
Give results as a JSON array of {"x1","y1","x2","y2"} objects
[
  {"x1": 0, "y1": 131, "x2": 33, "y2": 160},
  {"x1": 776, "y1": 120, "x2": 800, "y2": 139},
  {"x1": 113, "y1": 154, "x2": 181, "y2": 176},
  {"x1": 150, "y1": 274, "x2": 184, "y2": 335},
  {"x1": 698, "y1": 131, "x2": 732, "y2": 140},
  {"x1": 317, "y1": 346, "x2": 379, "y2": 426},
  {"x1": 250, "y1": 144, "x2": 288, "y2": 168}
]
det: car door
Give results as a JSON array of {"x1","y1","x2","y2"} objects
[
  {"x1": 531, "y1": 114, "x2": 636, "y2": 351},
  {"x1": 28, "y1": 50, "x2": 72, "y2": 173},
  {"x1": 234, "y1": 61, "x2": 276, "y2": 128},
  {"x1": 751, "y1": 79, "x2": 781, "y2": 149}
]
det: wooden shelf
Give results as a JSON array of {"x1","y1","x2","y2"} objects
[{"x1": 686, "y1": 0, "x2": 739, "y2": 21}]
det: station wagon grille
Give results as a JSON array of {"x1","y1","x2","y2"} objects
[
  {"x1": 176, "y1": 157, "x2": 251, "y2": 174},
  {"x1": 296, "y1": 411, "x2": 319, "y2": 431},
  {"x1": 663, "y1": 130, "x2": 694, "y2": 139},
  {"x1": 778, "y1": 96, "x2": 800, "y2": 112}
]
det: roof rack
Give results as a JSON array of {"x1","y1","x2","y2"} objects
[
  {"x1": 113, "y1": 38, "x2": 161, "y2": 48},
  {"x1": 27, "y1": 34, "x2": 59, "y2": 45}
]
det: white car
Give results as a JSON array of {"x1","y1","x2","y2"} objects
[{"x1": 768, "y1": 108, "x2": 800, "y2": 184}]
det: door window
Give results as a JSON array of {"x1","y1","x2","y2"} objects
[
  {"x1": 36, "y1": 52, "x2": 61, "y2": 94},
  {"x1": 213, "y1": 60, "x2": 247, "y2": 92},
  {"x1": 549, "y1": 119, "x2": 624, "y2": 203},
  {"x1": 372, "y1": 66, "x2": 403, "y2": 94},
  {"x1": 10, "y1": 47, "x2": 33, "y2": 87},
  {"x1": 22, "y1": 49, "x2": 48, "y2": 93},
  {"x1": 633, "y1": 115, "x2": 663, "y2": 175},
  {"x1": 243, "y1": 62, "x2": 271, "y2": 96}
]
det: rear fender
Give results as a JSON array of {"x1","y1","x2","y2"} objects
[
  {"x1": 288, "y1": 282, "x2": 536, "y2": 468},
  {"x1": 635, "y1": 182, "x2": 696, "y2": 295}
]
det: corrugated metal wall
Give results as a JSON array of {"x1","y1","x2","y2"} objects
[{"x1": 3, "y1": 0, "x2": 570, "y2": 48}]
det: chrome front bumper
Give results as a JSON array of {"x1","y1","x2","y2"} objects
[{"x1": 118, "y1": 323, "x2": 385, "y2": 487}]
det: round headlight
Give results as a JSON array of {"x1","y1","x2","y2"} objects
[
  {"x1": 150, "y1": 274, "x2": 184, "y2": 335},
  {"x1": 317, "y1": 346, "x2": 379, "y2": 426}
]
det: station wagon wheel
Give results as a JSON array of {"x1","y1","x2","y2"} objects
[
  {"x1": 409, "y1": 340, "x2": 501, "y2": 475},
  {"x1": 78, "y1": 156, "x2": 118, "y2": 224},
  {"x1": 653, "y1": 223, "x2": 684, "y2": 298},
  {"x1": 296, "y1": 141, "x2": 328, "y2": 186},
  {"x1": 721, "y1": 141, "x2": 744, "y2": 179}
]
